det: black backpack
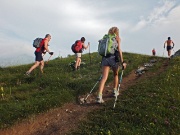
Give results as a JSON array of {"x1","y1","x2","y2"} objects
[{"x1": 33, "y1": 38, "x2": 43, "y2": 48}]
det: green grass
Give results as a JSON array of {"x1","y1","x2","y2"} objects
[
  {"x1": 71, "y1": 57, "x2": 180, "y2": 135},
  {"x1": 0, "y1": 52, "x2": 179, "y2": 135}
]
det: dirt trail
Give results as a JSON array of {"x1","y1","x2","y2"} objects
[{"x1": 0, "y1": 59, "x2": 169, "y2": 135}]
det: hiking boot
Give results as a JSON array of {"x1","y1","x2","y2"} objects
[
  {"x1": 96, "y1": 97, "x2": 104, "y2": 104},
  {"x1": 113, "y1": 90, "x2": 119, "y2": 97},
  {"x1": 73, "y1": 68, "x2": 77, "y2": 71},
  {"x1": 96, "y1": 95, "x2": 104, "y2": 104},
  {"x1": 25, "y1": 71, "x2": 30, "y2": 76},
  {"x1": 77, "y1": 66, "x2": 80, "y2": 70}
]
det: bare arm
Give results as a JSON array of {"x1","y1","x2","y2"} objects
[
  {"x1": 117, "y1": 37, "x2": 123, "y2": 63},
  {"x1": 172, "y1": 41, "x2": 175, "y2": 47},
  {"x1": 44, "y1": 39, "x2": 50, "y2": 53},
  {"x1": 116, "y1": 36, "x2": 126, "y2": 69},
  {"x1": 164, "y1": 41, "x2": 167, "y2": 48},
  {"x1": 82, "y1": 42, "x2": 90, "y2": 49}
]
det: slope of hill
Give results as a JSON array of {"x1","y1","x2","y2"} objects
[{"x1": 0, "y1": 52, "x2": 179, "y2": 135}]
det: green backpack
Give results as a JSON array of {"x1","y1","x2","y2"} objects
[{"x1": 98, "y1": 34, "x2": 118, "y2": 57}]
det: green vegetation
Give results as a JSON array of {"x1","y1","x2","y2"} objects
[
  {"x1": 71, "y1": 57, "x2": 180, "y2": 135},
  {"x1": 0, "y1": 52, "x2": 179, "y2": 135}
]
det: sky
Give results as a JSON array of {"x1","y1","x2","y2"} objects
[{"x1": 0, "y1": 0, "x2": 180, "y2": 67}]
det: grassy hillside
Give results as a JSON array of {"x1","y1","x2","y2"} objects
[
  {"x1": 0, "y1": 52, "x2": 179, "y2": 134},
  {"x1": 71, "y1": 57, "x2": 180, "y2": 135}
]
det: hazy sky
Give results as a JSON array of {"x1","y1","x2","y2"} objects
[{"x1": 0, "y1": 0, "x2": 180, "y2": 66}]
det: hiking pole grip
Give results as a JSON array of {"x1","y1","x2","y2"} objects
[{"x1": 122, "y1": 61, "x2": 126, "y2": 70}]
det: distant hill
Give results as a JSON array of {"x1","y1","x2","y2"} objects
[{"x1": 0, "y1": 54, "x2": 34, "y2": 67}]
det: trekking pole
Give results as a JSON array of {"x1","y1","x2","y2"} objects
[
  {"x1": 83, "y1": 75, "x2": 102, "y2": 103},
  {"x1": 88, "y1": 42, "x2": 92, "y2": 64},
  {"x1": 113, "y1": 67, "x2": 124, "y2": 109},
  {"x1": 46, "y1": 55, "x2": 52, "y2": 64},
  {"x1": 163, "y1": 48, "x2": 165, "y2": 57}
]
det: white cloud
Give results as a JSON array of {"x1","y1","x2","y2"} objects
[{"x1": 132, "y1": 0, "x2": 176, "y2": 31}]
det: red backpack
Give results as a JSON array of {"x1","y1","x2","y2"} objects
[{"x1": 71, "y1": 40, "x2": 83, "y2": 53}]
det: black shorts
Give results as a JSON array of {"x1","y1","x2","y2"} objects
[
  {"x1": 167, "y1": 46, "x2": 172, "y2": 51},
  {"x1": 101, "y1": 55, "x2": 119, "y2": 69},
  {"x1": 35, "y1": 51, "x2": 43, "y2": 62}
]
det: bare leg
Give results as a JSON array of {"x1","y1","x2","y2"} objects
[
  {"x1": 28, "y1": 61, "x2": 40, "y2": 73},
  {"x1": 112, "y1": 67, "x2": 119, "y2": 89},
  {"x1": 98, "y1": 66, "x2": 110, "y2": 95},
  {"x1": 75, "y1": 57, "x2": 80, "y2": 69},
  {"x1": 40, "y1": 61, "x2": 44, "y2": 73},
  {"x1": 168, "y1": 50, "x2": 171, "y2": 58},
  {"x1": 78, "y1": 58, "x2": 81, "y2": 67}
]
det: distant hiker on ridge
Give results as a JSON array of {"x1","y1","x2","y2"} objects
[
  {"x1": 25, "y1": 34, "x2": 54, "y2": 76},
  {"x1": 96, "y1": 26, "x2": 127, "y2": 103},
  {"x1": 71, "y1": 37, "x2": 89, "y2": 71},
  {"x1": 164, "y1": 37, "x2": 175, "y2": 59},
  {"x1": 152, "y1": 48, "x2": 156, "y2": 56}
]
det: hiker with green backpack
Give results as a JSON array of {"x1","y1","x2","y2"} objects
[
  {"x1": 97, "y1": 27, "x2": 127, "y2": 103},
  {"x1": 25, "y1": 34, "x2": 54, "y2": 76}
]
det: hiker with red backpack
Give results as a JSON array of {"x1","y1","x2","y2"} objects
[
  {"x1": 25, "y1": 34, "x2": 54, "y2": 76},
  {"x1": 96, "y1": 27, "x2": 126, "y2": 103},
  {"x1": 72, "y1": 37, "x2": 89, "y2": 71}
]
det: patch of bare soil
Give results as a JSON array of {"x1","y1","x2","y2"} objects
[{"x1": 0, "y1": 59, "x2": 169, "y2": 135}]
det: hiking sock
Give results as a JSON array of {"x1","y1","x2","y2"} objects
[
  {"x1": 97, "y1": 93, "x2": 104, "y2": 103},
  {"x1": 97, "y1": 93, "x2": 103, "y2": 97}
]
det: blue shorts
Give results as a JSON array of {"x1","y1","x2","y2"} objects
[
  {"x1": 167, "y1": 46, "x2": 172, "y2": 51},
  {"x1": 101, "y1": 55, "x2": 119, "y2": 69},
  {"x1": 35, "y1": 51, "x2": 43, "y2": 62}
]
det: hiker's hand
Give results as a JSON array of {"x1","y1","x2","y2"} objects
[
  {"x1": 122, "y1": 62, "x2": 127, "y2": 70},
  {"x1": 49, "y1": 52, "x2": 54, "y2": 55},
  {"x1": 42, "y1": 51, "x2": 46, "y2": 54}
]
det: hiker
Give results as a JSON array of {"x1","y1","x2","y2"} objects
[
  {"x1": 25, "y1": 34, "x2": 53, "y2": 75},
  {"x1": 74, "y1": 37, "x2": 89, "y2": 71},
  {"x1": 97, "y1": 27, "x2": 127, "y2": 103},
  {"x1": 152, "y1": 48, "x2": 156, "y2": 56},
  {"x1": 164, "y1": 37, "x2": 175, "y2": 59}
]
